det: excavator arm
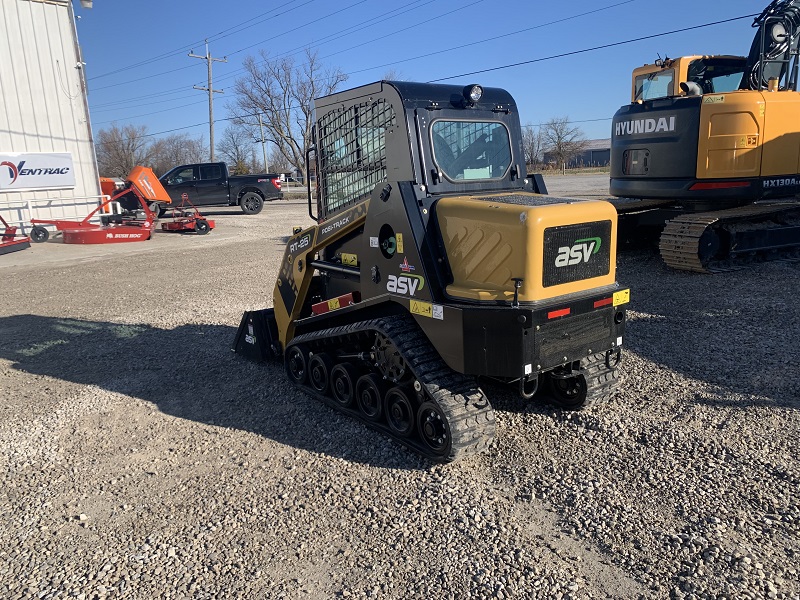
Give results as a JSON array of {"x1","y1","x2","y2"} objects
[{"x1": 742, "y1": 0, "x2": 800, "y2": 90}]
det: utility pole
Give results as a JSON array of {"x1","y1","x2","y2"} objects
[
  {"x1": 189, "y1": 40, "x2": 226, "y2": 162},
  {"x1": 255, "y1": 114, "x2": 270, "y2": 173}
]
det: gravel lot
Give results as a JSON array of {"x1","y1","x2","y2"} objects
[{"x1": 1, "y1": 180, "x2": 799, "y2": 600}]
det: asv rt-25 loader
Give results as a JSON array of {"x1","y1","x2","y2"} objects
[{"x1": 234, "y1": 81, "x2": 630, "y2": 462}]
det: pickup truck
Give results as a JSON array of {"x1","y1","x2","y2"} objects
[{"x1": 156, "y1": 162, "x2": 283, "y2": 215}]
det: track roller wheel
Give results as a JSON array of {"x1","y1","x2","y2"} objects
[
  {"x1": 308, "y1": 353, "x2": 334, "y2": 394},
  {"x1": 330, "y1": 363, "x2": 358, "y2": 407},
  {"x1": 548, "y1": 372, "x2": 588, "y2": 409},
  {"x1": 383, "y1": 386, "x2": 415, "y2": 437},
  {"x1": 356, "y1": 374, "x2": 384, "y2": 422},
  {"x1": 286, "y1": 345, "x2": 308, "y2": 385},
  {"x1": 417, "y1": 401, "x2": 451, "y2": 457},
  {"x1": 547, "y1": 352, "x2": 619, "y2": 410}
]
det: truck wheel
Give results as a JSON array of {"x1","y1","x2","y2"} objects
[
  {"x1": 239, "y1": 192, "x2": 264, "y2": 215},
  {"x1": 30, "y1": 226, "x2": 49, "y2": 243}
]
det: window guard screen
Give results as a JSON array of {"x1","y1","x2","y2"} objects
[{"x1": 317, "y1": 99, "x2": 396, "y2": 218}]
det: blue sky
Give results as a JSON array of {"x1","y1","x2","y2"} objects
[{"x1": 76, "y1": 0, "x2": 762, "y2": 146}]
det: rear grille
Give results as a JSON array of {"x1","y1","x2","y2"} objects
[
  {"x1": 543, "y1": 221, "x2": 611, "y2": 287},
  {"x1": 535, "y1": 310, "x2": 613, "y2": 367}
]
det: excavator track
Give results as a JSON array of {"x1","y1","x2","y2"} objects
[
  {"x1": 285, "y1": 314, "x2": 496, "y2": 462},
  {"x1": 659, "y1": 202, "x2": 800, "y2": 273}
]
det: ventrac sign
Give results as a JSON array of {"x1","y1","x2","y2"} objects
[{"x1": 0, "y1": 153, "x2": 76, "y2": 191}]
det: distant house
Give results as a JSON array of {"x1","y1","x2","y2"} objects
[{"x1": 543, "y1": 138, "x2": 611, "y2": 169}]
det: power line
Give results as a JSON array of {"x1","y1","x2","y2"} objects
[
  {"x1": 93, "y1": 12, "x2": 755, "y2": 145},
  {"x1": 86, "y1": 0, "x2": 318, "y2": 81},
  {"x1": 428, "y1": 14, "x2": 757, "y2": 82}
]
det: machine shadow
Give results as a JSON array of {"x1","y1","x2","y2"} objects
[
  {"x1": 616, "y1": 252, "x2": 800, "y2": 409},
  {"x1": 0, "y1": 314, "x2": 428, "y2": 470}
]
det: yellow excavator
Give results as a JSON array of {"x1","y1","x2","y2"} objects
[{"x1": 610, "y1": 0, "x2": 800, "y2": 272}]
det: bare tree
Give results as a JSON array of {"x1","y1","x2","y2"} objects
[
  {"x1": 216, "y1": 125, "x2": 253, "y2": 174},
  {"x1": 96, "y1": 123, "x2": 152, "y2": 178},
  {"x1": 268, "y1": 146, "x2": 294, "y2": 174},
  {"x1": 229, "y1": 48, "x2": 348, "y2": 182},
  {"x1": 382, "y1": 68, "x2": 403, "y2": 81},
  {"x1": 522, "y1": 123, "x2": 545, "y2": 171},
  {"x1": 149, "y1": 133, "x2": 207, "y2": 176},
  {"x1": 542, "y1": 117, "x2": 587, "y2": 171}
]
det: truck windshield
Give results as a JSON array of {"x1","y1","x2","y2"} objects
[
  {"x1": 431, "y1": 120, "x2": 512, "y2": 181},
  {"x1": 634, "y1": 70, "x2": 674, "y2": 101}
]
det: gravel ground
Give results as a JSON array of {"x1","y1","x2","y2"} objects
[{"x1": 1, "y1": 184, "x2": 799, "y2": 600}]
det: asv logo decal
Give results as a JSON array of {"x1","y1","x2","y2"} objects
[
  {"x1": 387, "y1": 274, "x2": 425, "y2": 296},
  {"x1": 555, "y1": 237, "x2": 602, "y2": 267}
]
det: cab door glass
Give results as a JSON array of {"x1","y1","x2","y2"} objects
[{"x1": 166, "y1": 167, "x2": 195, "y2": 185}]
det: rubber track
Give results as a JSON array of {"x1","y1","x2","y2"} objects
[
  {"x1": 579, "y1": 352, "x2": 621, "y2": 409},
  {"x1": 659, "y1": 202, "x2": 800, "y2": 273},
  {"x1": 288, "y1": 314, "x2": 496, "y2": 463}
]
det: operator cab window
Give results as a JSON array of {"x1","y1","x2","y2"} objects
[
  {"x1": 687, "y1": 59, "x2": 745, "y2": 94},
  {"x1": 634, "y1": 69, "x2": 674, "y2": 100},
  {"x1": 431, "y1": 120, "x2": 512, "y2": 181}
]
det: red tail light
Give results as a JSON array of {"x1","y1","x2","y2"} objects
[
  {"x1": 547, "y1": 307, "x2": 571, "y2": 319},
  {"x1": 689, "y1": 181, "x2": 750, "y2": 191},
  {"x1": 593, "y1": 297, "x2": 613, "y2": 308},
  {"x1": 271, "y1": 178, "x2": 282, "y2": 191}
]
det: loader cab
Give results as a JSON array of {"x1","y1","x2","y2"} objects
[{"x1": 312, "y1": 81, "x2": 528, "y2": 222}]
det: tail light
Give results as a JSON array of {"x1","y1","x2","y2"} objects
[
  {"x1": 271, "y1": 178, "x2": 282, "y2": 191},
  {"x1": 689, "y1": 181, "x2": 750, "y2": 191}
]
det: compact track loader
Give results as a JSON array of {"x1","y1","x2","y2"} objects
[{"x1": 235, "y1": 81, "x2": 629, "y2": 461}]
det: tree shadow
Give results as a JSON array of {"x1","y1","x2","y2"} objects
[{"x1": 0, "y1": 314, "x2": 428, "y2": 470}]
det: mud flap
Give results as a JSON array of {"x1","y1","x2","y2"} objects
[{"x1": 232, "y1": 308, "x2": 280, "y2": 362}]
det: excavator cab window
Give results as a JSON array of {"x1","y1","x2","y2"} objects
[
  {"x1": 687, "y1": 58, "x2": 745, "y2": 94},
  {"x1": 430, "y1": 120, "x2": 511, "y2": 181},
  {"x1": 634, "y1": 69, "x2": 674, "y2": 101}
]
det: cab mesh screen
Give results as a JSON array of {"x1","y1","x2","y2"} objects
[{"x1": 317, "y1": 99, "x2": 396, "y2": 219}]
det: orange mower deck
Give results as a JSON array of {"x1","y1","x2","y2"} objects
[{"x1": 30, "y1": 167, "x2": 168, "y2": 245}]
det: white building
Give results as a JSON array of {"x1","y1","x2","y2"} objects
[{"x1": 0, "y1": 0, "x2": 101, "y2": 233}]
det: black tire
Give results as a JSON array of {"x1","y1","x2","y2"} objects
[
  {"x1": 30, "y1": 226, "x2": 49, "y2": 243},
  {"x1": 417, "y1": 400, "x2": 452, "y2": 457},
  {"x1": 356, "y1": 374, "x2": 384, "y2": 422},
  {"x1": 308, "y1": 353, "x2": 334, "y2": 395},
  {"x1": 384, "y1": 386, "x2": 415, "y2": 437},
  {"x1": 239, "y1": 192, "x2": 264, "y2": 215},
  {"x1": 286, "y1": 345, "x2": 308, "y2": 385},
  {"x1": 330, "y1": 363, "x2": 358, "y2": 407},
  {"x1": 194, "y1": 219, "x2": 210, "y2": 235},
  {"x1": 547, "y1": 352, "x2": 620, "y2": 410}
]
